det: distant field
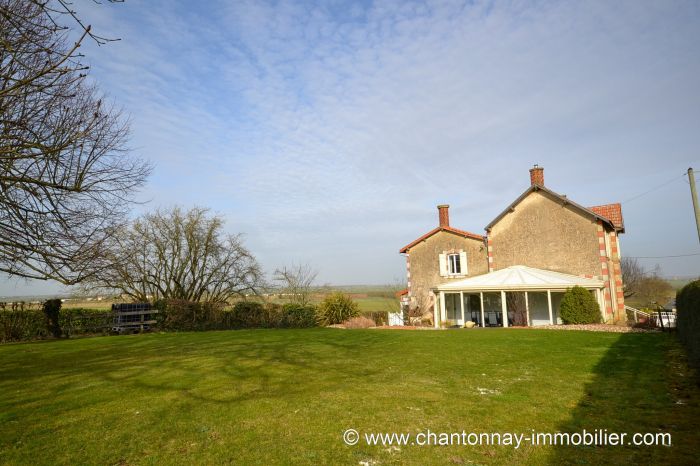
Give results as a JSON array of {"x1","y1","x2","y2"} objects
[
  {"x1": 57, "y1": 288, "x2": 400, "y2": 314},
  {"x1": 352, "y1": 297, "x2": 397, "y2": 313},
  {"x1": 61, "y1": 300, "x2": 115, "y2": 311},
  {"x1": 267, "y1": 294, "x2": 398, "y2": 314},
  {"x1": 667, "y1": 278, "x2": 696, "y2": 290}
]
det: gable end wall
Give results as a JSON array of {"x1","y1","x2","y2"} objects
[
  {"x1": 405, "y1": 231, "x2": 488, "y2": 318},
  {"x1": 488, "y1": 191, "x2": 601, "y2": 276}
]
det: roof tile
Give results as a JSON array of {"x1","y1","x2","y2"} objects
[{"x1": 589, "y1": 203, "x2": 624, "y2": 231}]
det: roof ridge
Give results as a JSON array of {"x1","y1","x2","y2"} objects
[
  {"x1": 399, "y1": 226, "x2": 485, "y2": 253},
  {"x1": 485, "y1": 184, "x2": 620, "y2": 232}
]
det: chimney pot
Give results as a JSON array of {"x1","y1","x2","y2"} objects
[
  {"x1": 529, "y1": 164, "x2": 544, "y2": 186},
  {"x1": 437, "y1": 204, "x2": 450, "y2": 227}
]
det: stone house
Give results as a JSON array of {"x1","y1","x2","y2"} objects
[{"x1": 399, "y1": 165, "x2": 625, "y2": 327}]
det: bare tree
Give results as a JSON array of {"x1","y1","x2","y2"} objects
[
  {"x1": 85, "y1": 207, "x2": 263, "y2": 303},
  {"x1": 1, "y1": 0, "x2": 150, "y2": 284},
  {"x1": 506, "y1": 292, "x2": 527, "y2": 326},
  {"x1": 637, "y1": 267, "x2": 675, "y2": 308},
  {"x1": 621, "y1": 257, "x2": 645, "y2": 298},
  {"x1": 407, "y1": 293, "x2": 433, "y2": 326},
  {"x1": 273, "y1": 264, "x2": 318, "y2": 306}
]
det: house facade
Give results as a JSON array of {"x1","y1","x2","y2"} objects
[{"x1": 399, "y1": 166, "x2": 625, "y2": 327}]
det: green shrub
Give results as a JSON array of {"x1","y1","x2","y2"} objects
[
  {"x1": 42, "y1": 299, "x2": 62, "y2": 338},
  {"x1": 280, "y1": 303, "x2": 317, "y2": 328},
  {"x1": 677, "y1": 280, "x2": 700, "y2": 370},
  {"x1": 60, "y1": 309, "x2": 113, "y2": 336},
  {"x1": 317, "y1": 293, "x2": 359, "y2": 326},
  {"x1": 159, "y1": 300, "x2": 227, "y2": 331},
  {"x1": 559, "y1": 286, "x2": 602, "y2": 324}
]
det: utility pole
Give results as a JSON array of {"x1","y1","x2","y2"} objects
[{"x1": 689, "y1": 167, "x2": 700, "y2": 243}]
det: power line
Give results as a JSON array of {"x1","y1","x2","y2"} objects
[
  {"x1": 627, "y1": 252, "x2": 700, "y2": 259},
  {"x1": 621, "y1": 172, "x2": 686, "y2": 204}
]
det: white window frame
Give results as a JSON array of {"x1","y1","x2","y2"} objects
[
  {"x1": 447, "y1": 253, "x2": 461, "y2": 275},
  {"x1": 439, "y1": 251, "x2": 468, "y2": 277}
]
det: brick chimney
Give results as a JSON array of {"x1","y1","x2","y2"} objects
[
  {"x1": 529, "y1": 164, "x2": 544, "y2": 186},
  {"x1": 437, "y1": 204, "x2": 450, "y2": 227}
]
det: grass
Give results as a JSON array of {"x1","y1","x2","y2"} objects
[{"x1": 1, "y1": 329, "x2": 698, "y2": 465}]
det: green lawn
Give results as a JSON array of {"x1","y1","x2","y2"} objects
[{"x1": 0, "y1": 329, "x2": 698, "y2": 465}]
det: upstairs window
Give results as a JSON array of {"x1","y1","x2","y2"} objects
[
  {"x1": 439, "y1": 251, "x2": 468, "y2": 277},
  {"x1": 448, "y1": 253, "x2": 461, "y2": 274}
]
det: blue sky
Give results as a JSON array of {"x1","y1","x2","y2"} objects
[{"x1": 3, "y1": 0, "x2": 700, "y2": 297}]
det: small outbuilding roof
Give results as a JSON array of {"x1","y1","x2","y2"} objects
[{"x1": 436, "y1": 266, "x2": 605, "y2": 292}]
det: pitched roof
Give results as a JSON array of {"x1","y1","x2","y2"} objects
[
  {"x1": 485, "y1": 184, "x2": 620, "y2": 232},
  {"x1": 399, "y1": 226, "x2": 485, "y2": 253},
  {"x1": 588, "y1": 203, "x2": 624, "y2": 232},
  {"x1": 436, "y1": 265, "x2": 605, "y2": 291}
]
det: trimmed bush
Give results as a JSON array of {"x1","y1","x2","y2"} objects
[
  {"x1": 559, "y1": 286, "x2": 602, "y2": 324},
  {"x1": 317, "y1": 293, "x2": 359, "y2": 326},
  {"x1": 229, "y1": 301, "x2": 270, "y2": 328},
  {"x1": 677, "y1": 280, "x2": 700, "y2": 369},
  {"x1": 280, "y1": 303, "x2": 318, "y2": 328},
  {"x1": 60, "y1": 308, "x2": 113, "y2": 336},
  {"x1": 159, "y1": 300, "x2": 228, "y2": 331}
]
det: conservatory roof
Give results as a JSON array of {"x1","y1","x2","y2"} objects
[{"x1": 436, "y1": 266, "x2": 605, "y2": 292}]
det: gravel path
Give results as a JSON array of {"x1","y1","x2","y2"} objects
[
  {"x1": 370, "y1": 324, "x2": 660, "y2": 333},
  {"x1": 525, "y1": 323, "x2": 659, "y2": 333}
]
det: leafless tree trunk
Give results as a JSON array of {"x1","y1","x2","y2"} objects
[
  {"x1": 0, "y1": 0, "x2": 150, "y2": 284},
  {"x1": 85, "y1": 207, "x2": 263, "y2": 304},
  {"x1": 407, "y1": 293, "x2": 432, "y2": 326}
]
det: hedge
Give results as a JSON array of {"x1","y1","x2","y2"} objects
[
  {"x1": 1, "y1": 299, "x2": 321, "y2": 343},
  {"x1": 0, "y1": 302, "x2": 47, "y2": 342},
  {"x1": 677, "y1": 280, "x2": 700, "y2": 370},
  {"x1": 157, "y1": 300, "x2": 319, "y2": 331},
  {"x1": 0, "y1": 302, "x2": 114, "y2": 342}
]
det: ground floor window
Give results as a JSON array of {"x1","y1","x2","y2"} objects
[
  {"x1": 482, "y1": 292, "x2": 503, "y2": 326},
  {"x1": 527, "y1": 291, "x2": 566, "y2": 326},
  {"x1": 464, "y1": 293, "x2": 481, "y2": 324},
  {"x1": 445, "y1": 293, "x2": 460, "y2": 323}
]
